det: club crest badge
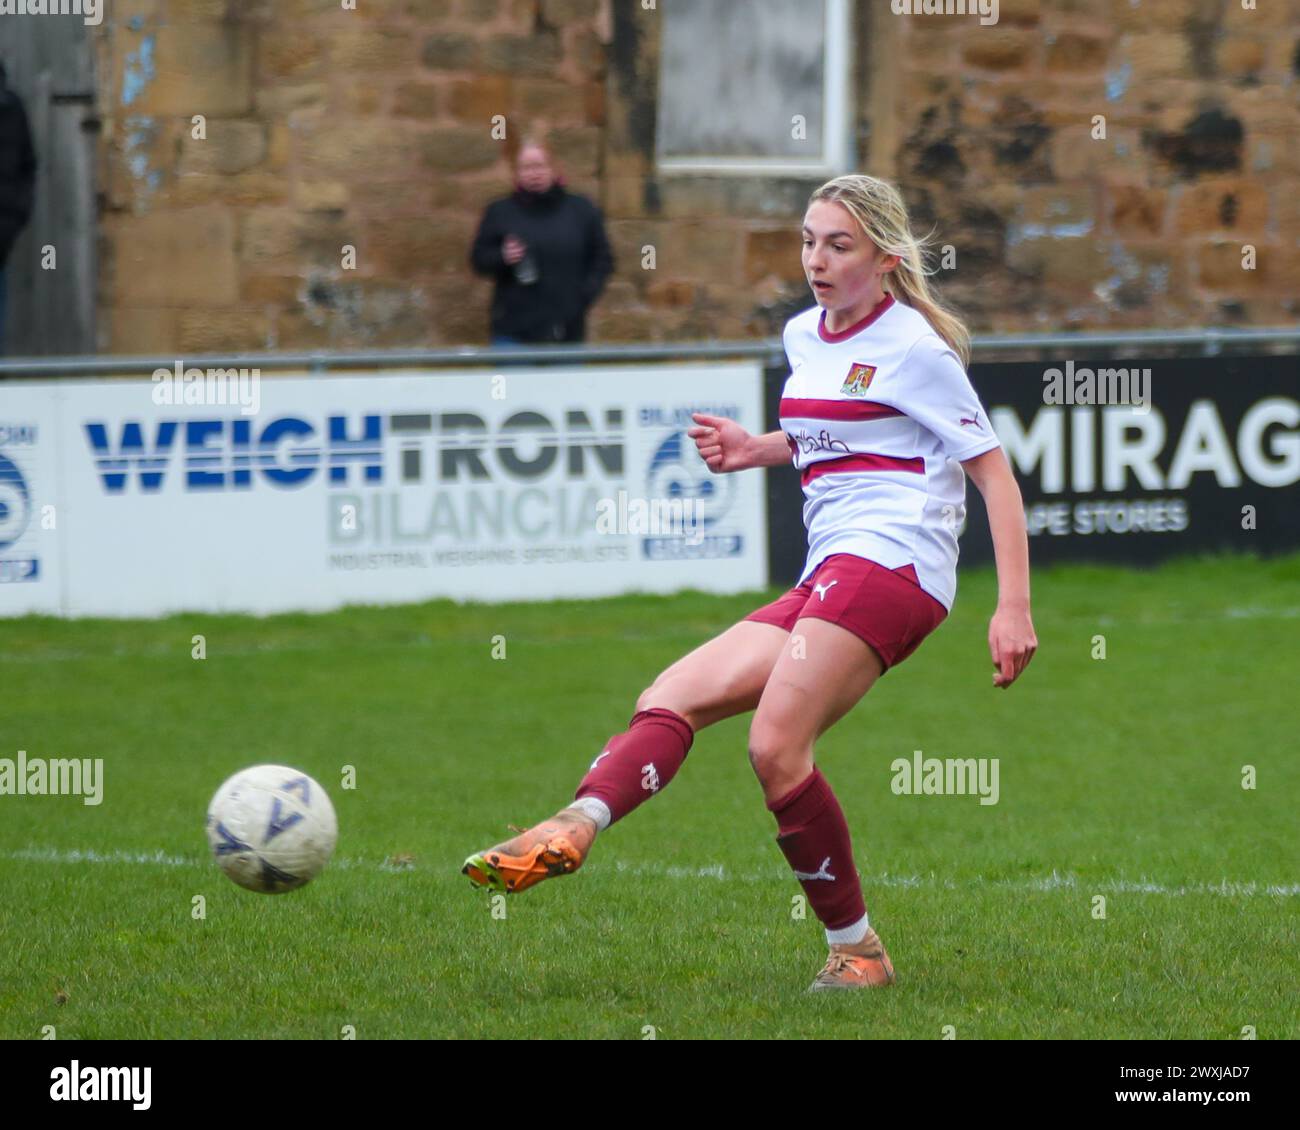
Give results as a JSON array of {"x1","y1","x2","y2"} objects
[{"x1": 841, "y1": 363, "x2": 877, "y2": 397}]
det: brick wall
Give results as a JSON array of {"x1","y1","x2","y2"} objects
[{"x1": 94, "y1": 0, "x2": 1300, "y2": 353}]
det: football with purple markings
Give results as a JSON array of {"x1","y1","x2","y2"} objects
[{"x1": 206, "y1": 765, "x2": 338, "y2": 893}]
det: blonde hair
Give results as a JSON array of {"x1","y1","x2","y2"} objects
[{"x1": 808, "y1": 175, "x2": 971, "y2": 367}]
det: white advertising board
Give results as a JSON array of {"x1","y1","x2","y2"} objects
[{"x1": 0, "y1": 364, "x2": 767, "y2": 617}]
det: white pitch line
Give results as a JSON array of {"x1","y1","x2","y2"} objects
[
  {"x1": 4, "y1": 848, "x2": 1297, "y2": 897},
  {"x1": 5, "y1": 847, "x2": 194, "y2": 867},
  {"x1": 0, "y1": 847, "x2": 372, "y2": 869},
  {"x1": 602, "y1": 860, "x2": 1300, "y2": 897}
]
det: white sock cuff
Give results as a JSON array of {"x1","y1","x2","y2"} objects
[
  {"x1": 825, "y1": 913, "x2": 870, "y2": 947},
  {"x1": 567, "y1": 796, "x2": 612, "y2": 832}
]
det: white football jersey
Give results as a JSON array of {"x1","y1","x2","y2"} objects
[{"x1": 780, "y1": 295, "x2": 1001, "y2": 612}]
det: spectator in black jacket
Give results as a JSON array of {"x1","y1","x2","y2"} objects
[
  {"x1": 470, "y1": 140, "x2": 614, "y2": 344},
  {"x1": 0, "y1": 62, "x2": 37, "y2": 356}
]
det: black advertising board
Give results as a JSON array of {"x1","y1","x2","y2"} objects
[
  {"x1": 764, "y1": 352, "x2": 1299, "y2": 584},
  {"x1": 959, "y1": 354, "x2": 1298, "y2": 568}
]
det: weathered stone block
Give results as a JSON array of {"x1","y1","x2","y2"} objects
[
  {"x1": 511, "y1": 79, "x2": 588, "y2": 123},
  {"x1": 482, "y1": 34, "x2": 564, "y2": 77},
  {"x1": 1121, "y1": 33, "x2": 1191, "y2": 81},
  {"x1": 393, "y1": 82, "x2": 443, "y2": 119},
  {"x1": 962, "y1": 30, "x2": 1036, "y2": 71},
  {"x1": 112, "y1": 206, "x2": 239, "y2": 306},
  {"x1": 1174, "y1": 178, "x2": 1269, "y2": 235},
  {"x1": 446, "y1": 75, "x2": 514, "y2": 123},
  {"x1": 1108, "y1": 185, "x2": 1169, "y2": 236},
  {"x1": 109, "y1": 307, "x2": 181, "y2": 354},
  {"x1": 423, "y1": 34, "x2": 482, "y2": 70},
  {"x1": 745, "y1": 227, "x2": 804, "y2": 285},
  {"x1": 1047, "y1": 32, "x2": 1109, "y2": 72},
  {"x1": 420, "y1": 127, "x2": 507, "y2": 173},
  {"x1": 179, "y1": 121, "x2": 268, "y2": 176},
  {"x1": 179, "y1": 307, "x2": 270, "y2": 352},
  {"x1": 541, "y1": 0, "x2": 602, "y2": 24},
  {"x1": 240, "y1": 209, "x2": 299, "y2": 263},
  {"x1": 1194, "y1": 239, "x2": 1273, "y2": 290},
  {"x1": 113, "y1": 23, "x2": 254, "y2": 116},
  {"x1": 331, "y1": 28, "x2": 417, "y2": 72},
  {"x1": 645, "y1": 279, "x2": 697, "y2": 308},
  {"x1": 295, "y1": 182, "x2": 351, "y2": 213}
]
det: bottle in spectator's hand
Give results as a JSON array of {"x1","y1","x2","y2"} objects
[
  {"x1": 503, "y1": 234, "x2": 538, "y2": 285},
  {"x1": 514, "y1": 250, "x2": 539, "y2": 286}
]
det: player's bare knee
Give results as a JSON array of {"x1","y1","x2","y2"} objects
[
  {"x1": 746, "y1": 727, "x2": 784, "y2": 785},
  {"x1": 636, "y1": 678, "x2": 695, "y2": 726},
  {"x1": 748, "y1": 720, "x2": 812, "y2": 788},
  {"x1": 634, "y1": 683, "x2": 658, "y2": 715}
]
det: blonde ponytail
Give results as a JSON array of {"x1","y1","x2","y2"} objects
[{"x1": 808, "y1": 175, "x2": 972, "y2": 368}]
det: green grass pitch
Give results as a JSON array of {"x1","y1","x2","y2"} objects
[{"x1": 1, "y1": 551, "x2": 1297, "y2": 1039}]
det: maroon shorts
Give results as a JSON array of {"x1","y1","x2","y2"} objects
[{"x1": 743, "y1": 553, "x2": 949, "y2": 673}]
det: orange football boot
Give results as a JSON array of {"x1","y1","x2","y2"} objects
[
  {"x1": 461, "y1": 809, "x2": 597, "y2": 893},
  {"x1": 808, "y1": 928, "x2": 896, "y2": 991}
]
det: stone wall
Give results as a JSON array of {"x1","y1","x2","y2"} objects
[
  {"x1": 93, "y1": 0, "x2": 1300, "y2": 353},
  {"x1": 885, "y1": 0, "x2": 1300, "y2": 332}
]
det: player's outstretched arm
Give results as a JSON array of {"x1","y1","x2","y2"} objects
[
  {"x1": 962, "y1": 447, "x2": 1037, "y2": 689},
  {"x1": 688, "y1": 413, "x2": 791, "y2": 473}
]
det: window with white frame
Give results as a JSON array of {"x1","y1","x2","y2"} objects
[{"x1": 655, "y1": 0, "x2": 852, "y2": 176}]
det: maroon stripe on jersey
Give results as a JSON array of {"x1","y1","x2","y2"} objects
[
  {"x1": 781, "y1": 397, "x2": 904, "y2": 422},
  {"x1": 802, "y1": 452, "x2": 924, "y2": 485}
]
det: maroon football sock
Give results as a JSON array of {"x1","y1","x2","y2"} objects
[
  {"x1": 574, "y1": 707, "x2": 694, "y2": 825},
  {"x1": 768, "y1": 766, "x2": 867, "y2": 931}
]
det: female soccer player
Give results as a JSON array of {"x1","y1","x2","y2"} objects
[{"x1": 463, "y1": 174, "x2": 1037, "y2": 991}]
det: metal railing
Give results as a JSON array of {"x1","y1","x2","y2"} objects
[{"x1": 0, "y1": 326, "x2": 1297, "y2": 376}]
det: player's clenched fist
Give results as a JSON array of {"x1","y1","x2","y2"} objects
[{"x1": 688, "y1": 412, "x2": 752, "y2": 473}]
